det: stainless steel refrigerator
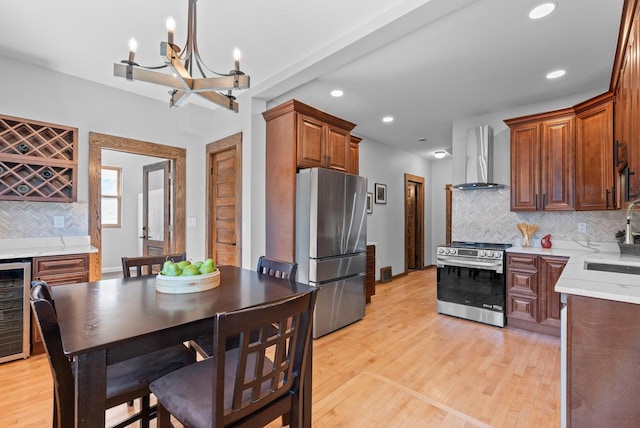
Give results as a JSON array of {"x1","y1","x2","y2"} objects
[{"x1": 296, "y1": 168, "x2": 367, "y2": 338}]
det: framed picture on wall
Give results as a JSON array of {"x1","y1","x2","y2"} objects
[
  {"x1": 366, "y1": 192, "x2": 373, "y2": 214},
  {"x1": 375, "y1": 183, "x2": 387, "y2": 204}
]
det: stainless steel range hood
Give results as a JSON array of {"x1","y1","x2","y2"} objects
[{"x1": 453, "y1": 125, "x2": 506, "y2": 190}]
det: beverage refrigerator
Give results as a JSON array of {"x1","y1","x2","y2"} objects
[{"x1": 0, "y1": 261, "x2": 31, "y2": 363}]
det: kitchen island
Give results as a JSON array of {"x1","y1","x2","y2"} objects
[{"x1": 509, "y1": 241, "x2": 640, "y2": 428}]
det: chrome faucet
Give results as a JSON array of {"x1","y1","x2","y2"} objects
[{"x1": 625, "y1": 199, "x2": 640, "y2": 244}]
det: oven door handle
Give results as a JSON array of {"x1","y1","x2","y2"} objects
[{"x1": 437, "y1": 257, "x2": 501, "y2": 272}]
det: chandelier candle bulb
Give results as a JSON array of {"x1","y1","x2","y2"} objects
[
  {"x1": 233, "y1": 47, "x2": 241, "y2": 71},
  {"x1": 127, "y1": 37, "x2": 137, "y2": 63},
  {"x1": 166, "y1": 16, "x2": 176, "y2": 45}
]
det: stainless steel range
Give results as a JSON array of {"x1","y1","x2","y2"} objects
[{"x1": 436, "y1": 242, "x2": 511, "y2": 327}]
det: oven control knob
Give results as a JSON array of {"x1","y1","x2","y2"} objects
[
  {"x1": 448, "y1": 248, "x2": 456, "y2": 255},
  {"x1": 494, "y1": 252, "x2": 501, "y2": 258},
  {"x1": 437, "y1": 247, "x2": 445, "y2": 254},
  {"x1": 478, "y1": 250, "x2": 486, "y2": 258}
]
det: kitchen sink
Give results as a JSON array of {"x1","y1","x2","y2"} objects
[{"x1": 584, "y1": 261, "x2": 640, "y2": 275}]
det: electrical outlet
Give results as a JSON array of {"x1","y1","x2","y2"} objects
[
  {"x1": 187, "y1": 217, "x2": 197, "y2": 227},
  {"x1": 54, "y1": 216, "x2": 65, "y2": 228},
  {"x1": 578, "y1": 222, "x2": 587, "y2": 233}
]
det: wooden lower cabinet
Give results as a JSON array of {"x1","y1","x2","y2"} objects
[
  {"x1": 30, "y1": 253, "x2": 89, "y2": 355},
  {"x1": 567, "y1": 295, "x2": 640, "y2": 427},
  {"x1": 365, "y1": 245, "x2": 375, "y2": 303},
  {"x1": 506, "y1": 253, "x2": 567, "y2": 337}
]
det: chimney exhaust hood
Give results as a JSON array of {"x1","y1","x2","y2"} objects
[{"x1": 453, "y1": 125, "x2": 506, "y2": 190}]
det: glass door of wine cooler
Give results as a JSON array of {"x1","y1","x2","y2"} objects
[{"x1": 0, "y1": 261, "x2": 31, "y2": 363}]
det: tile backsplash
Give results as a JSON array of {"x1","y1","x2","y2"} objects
[
  {"x1": 452, "y1": 188, "x2": 630, "y2": 244},
  {"x1": 0, "y1": 201, "x2": 88, "y2": 238}
]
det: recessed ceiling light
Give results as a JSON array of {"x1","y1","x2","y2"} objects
[
  {"x1": 529, "y1": 2, "x2": 556, "y2": 19},
  {"x1": 418, "y1": 137, "x2": 427, "y2": 142},
  {"x1": 433, "y1": 150, "x2": 448, "y2": 159},
  {"x1": 546, "y1": 69, "x2": 566, "y2": 79},
  {"x1": 331, "y1": 89, "x2": 343, "y2": 97},
  {"x1": 382, "y1": 116, "x2": 394, "y2": 123}
]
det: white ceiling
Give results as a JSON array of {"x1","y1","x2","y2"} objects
[{"x1": 0, "y1": 0, "x2": 625, "y2": 159}]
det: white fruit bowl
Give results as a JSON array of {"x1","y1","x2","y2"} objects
[{"x1": 156, "y1": 269, "x2": 220, "y2": 294}]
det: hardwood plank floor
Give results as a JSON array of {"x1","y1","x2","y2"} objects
[{"x1": 0, "y1": 267, "x2": 560, "y2": 427}]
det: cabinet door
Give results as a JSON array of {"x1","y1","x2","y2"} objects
[
  {"x1": 296, "y1": 114, "x2": 325, "y2": 169},
  {"x1": 325, "y1": 124, "x2": 349, "y2": 172},
  {"x1": 629, "y1": 18, "x2": 640, "y2": 201},
  {"x1": 538, "y1": 256, "x2": 567, "y2": 329},
  {"x1": 348, "y1": 135, "x2": 361, "y2": 175},
  {"x1": 510, "y1": 123, "x2": 540, "y2": 211},
  {"x1": 540, "y1": 116, "x2": 575, "y2": 211},
  {"x1": 576, "y1": 101, "x2": 614, "y2": 210}
]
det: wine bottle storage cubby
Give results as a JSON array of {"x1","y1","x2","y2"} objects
[{"x1": 0, "y1": 114, "x2": 77, "y2": 202}]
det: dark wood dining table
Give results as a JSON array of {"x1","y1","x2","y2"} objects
[{"x1": 52, "y1": 265, "x2": 314, "y2": 428}]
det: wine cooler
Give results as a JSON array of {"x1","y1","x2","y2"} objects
[{"x1": 0, "y1": 261, "x2": 31, "y2": 363}]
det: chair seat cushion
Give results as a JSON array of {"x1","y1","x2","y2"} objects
[
  {"x1": 150, "y1": 349, "x2": 274, "y2": 428},
  {"x1": 106, "y1": 344, "x2": 195, "y2": 402}
]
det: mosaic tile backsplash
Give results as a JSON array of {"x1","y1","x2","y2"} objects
[
  {"x1": 451, "y1": 188, "x2": 632, "y2": 245},
  {"x1": 0, "y1": 201, "x2": 88, "y2": 238}
]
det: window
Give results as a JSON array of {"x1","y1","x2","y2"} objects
[{"x1": 101, "y1": 166, "x2": 121, "y2": 228}]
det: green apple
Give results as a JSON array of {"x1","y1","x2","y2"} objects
[
  {"x1": 164, "y1": 263, "x2": 182, "y2": 277},
  {"x1": 181, "y1": 265, "x2": 200, "y2": 276},
  {"x1": 161, "y1": 260, "x2": 174, "y2": 275},
  {"x1": 199, "y1": 264, "x2": 215, "y2": 274},
  {"x1": 203, "y1": 258, "x2": 214, "y2": 267},
  {"x1": 177, "y1": 260, "x2": 191, "y2": 269},
  {"x1": 193, "y1": 261, "x2": 204, "y2": 269}
]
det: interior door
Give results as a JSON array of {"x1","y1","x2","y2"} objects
[
  {"x1": 404, "y1": 173, "x2": 425, "y2": 273},
  {"x1": 208, "y1": 134, "x2": 242, "y2": 267},
  {"x1": 142, "y1": 161, "x2": 171, "y2": 256}
]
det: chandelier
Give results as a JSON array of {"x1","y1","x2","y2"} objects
[{"x1": 113, "y1": 0, "x2": 250, "y2": 112}]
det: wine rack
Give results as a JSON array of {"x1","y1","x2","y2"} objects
[{"x1": 0, "y1": 114, "x2": 77, "y2": 202}]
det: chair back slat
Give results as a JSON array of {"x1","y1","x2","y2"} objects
[
  {"x1": 121, "y1": 253, "x2": 186, "y2": 278},
  {"x1": 213, "y1": 290, "x2": 317, "y2": 427},
  {"x1": 256, "y1": 256, "x2": 297, "y2": 280}
]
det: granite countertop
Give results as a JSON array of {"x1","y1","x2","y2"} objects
[
  {"x1": 0, "y1": 236, "x2": 98, "y2": 260},
  {"x1": 507, "y1": 241, "x2": 640, "y2": 305}
]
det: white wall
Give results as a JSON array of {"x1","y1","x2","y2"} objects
[
  {"x1": 430, "y1": 157, "x2": 453, "y2": 263},
  {"x1": 359, "y1": 138, "x2": 432, "y2": 279}
]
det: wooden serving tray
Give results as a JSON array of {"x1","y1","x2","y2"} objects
[{"x1": 156, "y1": 269, "x2": 220, "y2": 294}]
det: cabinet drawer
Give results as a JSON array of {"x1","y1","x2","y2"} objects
[
  {"x1": 507, "y1": 293, "x2": 539, "y2": 322},
  {"x1": 507, "y1": 269, "x2": 538, "y2": 296},
  {"x1": 507, "y1": 253, "x2": 538, "y2": 271},
  {"x1": 33, "y1": 272, "x2": 89, "y2": 286},
  {"x1": 33, "y1": 254, "x2": 89, "y2": 276}
]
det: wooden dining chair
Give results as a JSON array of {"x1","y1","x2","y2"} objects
[
  {"x1": 190, "y1": 256, "x2": 299, "y2": 359},
  {"x1": 149, "y1": 289, "x2": 317, "y2": 428},
  {"x1": 30, "y1": 281, "x2": 195, "y2": 428},
  {"x1": 257, "y1": 255, "x2": 298, "y2": 280},
  {"x1": 121, "y1": 252, "x2": 186, "y2": 278}
]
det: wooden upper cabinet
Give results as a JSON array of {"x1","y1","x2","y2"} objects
[
  {"x1": 575, "y1": 94, "x2": 615, "y2": 210},
  {"x1": 262, "y1": 99, "x2": 357, "y2": 263},
  {"x1": 325, "y1": 124, "x2": 350, "y2": 171},
  {"x1": 296, "y1": 112, "x2": 351, "y2": 172},
  {"x1": 349, "y1": 135, "x2": 362, "y2": 176},
  {"x1": 540, "y1": 115, "x2": 575, "y2": 211},
  {"x1": 506, "y1": 109, "x2": 575, "y2": 211},
  {"x1": 509, "y1": 122, "x2": 540, "y2": 211},
  {"x1": 297, "y1": 114, "x2": 326, "y2": 168}
]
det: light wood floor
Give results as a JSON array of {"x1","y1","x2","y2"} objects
[{"x1": 0, "y1": 268, "x2": 560, "y2": 427}]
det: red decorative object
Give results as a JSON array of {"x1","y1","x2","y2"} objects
[{"x1": 541, "y1": 234, "x2": 552, "y2": 248}]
